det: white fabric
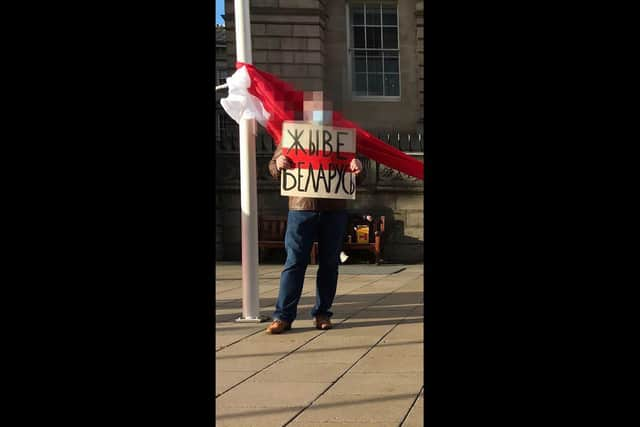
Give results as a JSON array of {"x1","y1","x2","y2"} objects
[{"x1": 220, "y1": 66, "x2": 270, "y2": 127}]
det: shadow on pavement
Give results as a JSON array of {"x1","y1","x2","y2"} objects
[
  {"x1": 216, "y1": 313, "x2": 423, "y2": 333},
  {"x1": 216, "y1": 339, "x2": 423, "y2": 359},
  {"x1": 216, "y1": 290, "x2": 423, "y2": 312},
  {"x1": 216, "y1": 392, "x2": 419, "y2": 421},
  {"x1": 216, "y1": 290, "x2": 423, "y2": 325}
]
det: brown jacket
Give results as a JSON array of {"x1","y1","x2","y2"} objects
[{"x1": 268, "y1": 143, "x2": 367, "y2": 211}]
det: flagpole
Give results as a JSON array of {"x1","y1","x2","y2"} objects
[{"x1": 234, "y1": 0, "x2": 268, "y2": 323}]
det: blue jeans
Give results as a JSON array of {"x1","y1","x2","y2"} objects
[{"x1": 273, "y1": 210, "x2": 348, "y2": 324}]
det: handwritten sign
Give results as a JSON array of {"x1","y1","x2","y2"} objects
[{"x1": 280, "y1": 121, "x2": 357, "y2": 200}]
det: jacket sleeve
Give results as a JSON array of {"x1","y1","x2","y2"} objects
[
  {"x1": 268, "y1": 144, "x2": 283, "y2": 181},
  {"x1": 355, "y1": 156, "x2": 368, "y2": 186}
]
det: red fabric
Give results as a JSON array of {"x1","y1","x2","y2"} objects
[
  {"x1": 237, "y1": 62, "x2": 424, "y2": 181},
  {"x1": 284, "y1": 148, "x2": 354, "y2": 171}
]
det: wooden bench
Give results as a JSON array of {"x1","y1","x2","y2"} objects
[
  {"x1": 258, "y1": 215, "x2": 320, "y2": 264},
  {"x1": 259, "y1": 215, "x2": 386, "y2": 265},
  {"x1": 258, "y1": 215, "x2": 287, "y2": 263}
]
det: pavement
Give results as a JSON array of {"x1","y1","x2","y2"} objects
[{"x1": 215, "y1": 262, "x2": 424, "y2": 427}]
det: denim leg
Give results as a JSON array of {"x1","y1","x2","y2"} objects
[
  {"x1": 273, "y1": 211, "x2": 318, "y2": 323},
  {"x1": 311, "y1": 210, "x2": 348, "y2": 318}
]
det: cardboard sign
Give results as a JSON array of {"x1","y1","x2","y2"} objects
[{"x1": 280, "y1": 121, "x2": 357, "y2": 200}]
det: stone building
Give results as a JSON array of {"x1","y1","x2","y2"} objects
[
  {"x1": 215, "y1": 25, "x2": 228, "y2": 85},
  {"x1": 215, "y1": 1, "x2": 424, "y2": 263},
  {"x1": 215, "y1": 25, "x2": 229, "y2": 144}
]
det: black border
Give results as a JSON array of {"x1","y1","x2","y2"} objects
[{"x1": 15, "y1": 0, "x2": 624, "y2": 425}]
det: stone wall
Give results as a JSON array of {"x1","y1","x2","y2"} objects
[
  {"x1": 223, "y1": 0, "x2": 421, "y2": 132},
  {"x1": 324, "y1": 0, "x2": 419, "y2": 132},
  {"x1": 224, "y1": 0, "x2": 327, "y2": 91},
  {"x1": 215, "y1": 135, "x2": 423, "y2": 264}
]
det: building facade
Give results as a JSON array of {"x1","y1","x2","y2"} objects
[
  {"x1": 216, "y1": 0, "x2": 424, "y2": 263},
  {"x1": 223, "y1": 0, "x2": 423, "y2": 132}
]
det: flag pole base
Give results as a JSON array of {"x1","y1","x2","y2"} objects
[{"x1": 235, "y1": 315, "x2": 270, "y2": 323}]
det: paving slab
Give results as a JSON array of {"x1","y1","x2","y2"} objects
[
  {"x1": 301, "y1": 333, "x2": 383, "y2": 350},
  {"x1": 217, "y1": 381, "x2": 331, "y2": 408},
  {"x1": 284, "y1": 345, "x2": 368, "y2": 365},
  {"x1": 337, "y1": 265, "x2": 407, "y2": 275},
  {"x1": 216, "y1": 340, "x2": 292, "y2": 362},
  {"x1": 290, "y1": 392, "x2": 417, "y2": 424},
  {"x1": 350, "y1": 354, "x2": 423, "y2": 373},
  {"x1": 216, "y1": 371, "x2": 251, "y2": 396},
  {"x1": 380, "y1": 322, "x2": 424, "y2": 341},
  {"x1": 401, "y1": 391, "x2": 424, "y2": 427},
  {"x1": 216, "y1": 353, "x2": 282, "y2": 372},
  {"x1": 328, "y1": 372, "x2": 422, "y2": 396},
  {"x1": 325, "y1": 322, "x2": 396, "y2": 338},
  {"x1": 215, "y1": 405, "x2": 305, "y2": 427},
  {"x1": 290, "y1": 423, "x2": 399, "y2": 427},
  {"x1": 215, "y1": 263, "x2": 424, "y2": 426},
  {"x1": 251, "y1": 360, "x2": 352, "y2": 383}
]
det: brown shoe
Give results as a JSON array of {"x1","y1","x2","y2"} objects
[
  {"x1": 313, "y1": 315, "x2": 332, "y2": 330},
  {"x1": 266, "y1": 319, "x2": 291, "y2": 334}
]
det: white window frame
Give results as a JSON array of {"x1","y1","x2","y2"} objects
[{"x1": 346, "y1": 1, "x2": 401, "y2": 102}]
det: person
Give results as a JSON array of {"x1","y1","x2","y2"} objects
[
  {"x1": 340, "y1": 214, "x2": 376, "y2": 264},
  {"x1": 265, "y1": 93, "x2": 367, "y2": 334}
]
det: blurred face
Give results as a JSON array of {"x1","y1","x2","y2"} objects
[{"x1": 302, "y1": 91, "x2": 333, "y2": 124}]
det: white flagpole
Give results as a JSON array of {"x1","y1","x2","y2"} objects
[{"x1": 233, "y1": 0, "x2": 268, "y2": 323}]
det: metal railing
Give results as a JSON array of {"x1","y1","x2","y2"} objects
[
  {"x1": 373, "y1": 131, "x2": 424, "y2": 154},
  {"x1": 215, "y1": 107, "x2": 424, "y2": 154}
]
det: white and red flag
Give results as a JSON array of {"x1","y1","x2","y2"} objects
[
  {"x1": 279, "y1": 121, "x2": 357, "y2": 199},
  {"x1": 221, "y1": 63, "x2": 424, "y2": 181}
]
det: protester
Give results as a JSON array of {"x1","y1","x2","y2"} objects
[{"x1": 265, "y1": 93, "x2": 367, "y2": 334}]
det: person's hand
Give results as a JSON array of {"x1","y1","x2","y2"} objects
[
  {"x1": 276, "y1": 155, "x2": 294, "y2": 170},
  {"x1": 350, "y1": 158, "x2": 363, "y2": 175}
]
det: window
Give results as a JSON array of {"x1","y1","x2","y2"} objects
[{"x1": 348, "y1": 2, "x2": 400, "y2": 99}]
